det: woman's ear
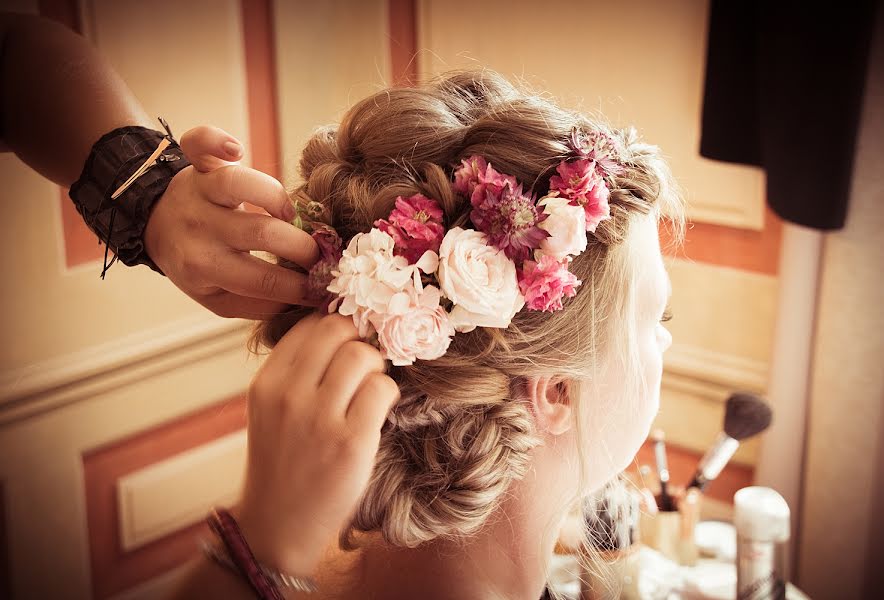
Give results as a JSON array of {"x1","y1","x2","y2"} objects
[{"x1": 527, "y1": 375, "x2": 572, "y2": 436}]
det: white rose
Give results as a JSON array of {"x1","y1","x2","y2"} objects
[
  {"x1": 535, "y1": 194, "x2": 587, "y2": 261},
  {"x1": 436, "y1": 227, "x2": 525, "y2": 333}
]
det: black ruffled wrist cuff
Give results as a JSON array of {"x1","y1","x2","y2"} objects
[{"x1": 68, "y1": 121, "x2": 192, "y2": 278}]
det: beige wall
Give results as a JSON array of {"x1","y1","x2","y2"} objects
[{"x1": 797, "y1": 7, "x2": 884, "y2": 597}]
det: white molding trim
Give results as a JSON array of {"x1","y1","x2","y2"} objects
[
  {"x1": 663, "y1": 342, "x2": 769, "y2": 399},
  {"x1": 0, "y1": 316, "x2": 252, "y2": 426},
  {"x1": 117, "y1": 430, "x2": 247, "y2": 551},
  {"x1": 688, "y1": 200, "x2": 765, "y2": 232}
]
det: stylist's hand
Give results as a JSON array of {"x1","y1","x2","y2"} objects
[
  {"x1": 144, "y1": 126, "x2": 321, "y2": 319},
  {"x1": 235, "y1": 312, "x2": 400, "y2": 576}
]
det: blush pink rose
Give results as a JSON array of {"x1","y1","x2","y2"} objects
[
  {"x1": 436, "y1": 227, "x2": 525, "y2": 333},
  {"x1": 517, "y1": 254, "x2": 582, "y2": 312},
  {"x1": 369, "y1": 285, "x2": 455, "y2": 366},
  {"x1": 535, "y1": 194, "x2": 587, "y2": 260}
]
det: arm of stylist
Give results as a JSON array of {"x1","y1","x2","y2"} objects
[
  {"x1": 0, "y1": 12, "x2": 319, "y2": 317},
  {"x1": 168, "y1": 312, "x2": 400, "y2": 599}
]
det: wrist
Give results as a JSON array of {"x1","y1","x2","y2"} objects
[
  {"x1": 143, "y1": 165, "x2": 189, "y2": 271},
  {"x1": 230, "y1": 502, "x2": 324, "y2": 578},
  {"x1": 205, "y1": 507, "x2": 319, "y2": 598},
  {"x1": 67, "y1": 119, "x2": 189, "y2": 278}
]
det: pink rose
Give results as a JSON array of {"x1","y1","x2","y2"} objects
[
  {"x1": 518, "y1": 255, "x2": 582, "y2": 312},
  {"x1": 369, "y1": 286, "x2": 455, "y2": 366},
  {"x1": 535, "y1": 194, "x2": 587, "y2": 260},
  {"x1": 436, "y1": 227, "x2": 525, "y2": 333}
]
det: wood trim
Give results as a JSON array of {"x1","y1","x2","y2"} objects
[
  {"x1": 661, "y1": 204, "x2": 783, "y2": 276},
  {"x1": 388, "y1": 0, "x2": 418, "y2": 85},
  {"x1": 0, "y1": 481, "x2": 9, "y2": 600},
  {"x1": 116, "y1": 430, "x2": 247, "y2": 551},
  {"x1": 240, "y1": 0, "x2": 283, "y2": 180},
  {"x1": 59, "y1": 187, "x2": 105, "y2": 268},
  {"x1": 629, "y1": 439, "x2": 753, "y2": 506},
  {"x1": 83, "y1": 394, "x2": 247, "y2": 599}
]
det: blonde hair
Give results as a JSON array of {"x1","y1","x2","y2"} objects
[{"x1": 249, "y1": 71, "x2": 685, "y2": 583}]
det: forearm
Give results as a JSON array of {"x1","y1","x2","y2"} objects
[
  {"x1": 168, "y1": 553, "x2": 261, "y2": 600},
  {"x1": 0, "y1": 12, "x2": 153, "y2": 187}
]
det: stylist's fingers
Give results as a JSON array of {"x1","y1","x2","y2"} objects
[
  {"x1": 201, "y1": 290, "x2": 297, "y2": 321},
  {"x1": 317, "y1": 339, "x2": 386, "y2": 421},
  {"x1": 259, "y1": 311, "x2": 322, "y2": 372},
  {"x1": 295, "y1": 313, "x2": 363, "y2": 390},
  {"x1": 218, "y1": 209, "x2": 320, "y2": 269},
  {"x1": 196, "y1": 164, "x2": 296, "y2": 223},
  {"x1": 346, "y1": 372, "x2": 400, "y2": 439},
  {"x1": 211, "y1": 251, "x2": 319, "y2": 307},
  {"x1": 179, "y1": 125, "x2": 243, "y2": 172}
]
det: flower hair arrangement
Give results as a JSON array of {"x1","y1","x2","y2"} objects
[{"x1": 304, "y1": 130, "x2": 619, "y2": 366}]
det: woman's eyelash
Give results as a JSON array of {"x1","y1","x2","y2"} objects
[{"x1": 660, "y1": 308, "x2": 673, "y2": 323}]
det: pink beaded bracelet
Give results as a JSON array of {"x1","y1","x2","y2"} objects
[{"x1": 203, "y1": 507, "x2": 318, "y2": 598}]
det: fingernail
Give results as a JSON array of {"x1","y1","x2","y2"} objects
[{"x1": 223, "y1": 141, "x2": 242, "y2": 158}]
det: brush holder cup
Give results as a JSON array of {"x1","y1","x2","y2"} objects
[{"x1": 639, "y1": 486, "x2": 701, "y2": 566}]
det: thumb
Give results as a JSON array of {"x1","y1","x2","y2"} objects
[{"x1": 179, "y1": 125, "x2": 244, "y2": 172}]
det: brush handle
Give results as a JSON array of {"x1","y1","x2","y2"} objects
[
  {"x1": 654, "y1": 437, "x2": 676, "y2": 511},
  {"x1": 687, "y1": 473, "x2": 709, "y2": 491},
  {"x1": 688, "y1": 432, "x2": 740, "y2": 490}
]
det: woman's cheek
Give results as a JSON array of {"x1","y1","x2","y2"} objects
[{"x1": 639, "y1": 328, "x2": 665, "y2": 425}]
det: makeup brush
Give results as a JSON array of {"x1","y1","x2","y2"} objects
[
  {"x1": 651, "y1": 429, "x2": 676, "y2": 511},
  {"x1": 686, "y1": 392, "x2": 773, "y2": 491}
]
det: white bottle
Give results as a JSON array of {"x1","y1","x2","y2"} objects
[{"x1": 733, "y1": 486, "x2": 790, "y2": 600}]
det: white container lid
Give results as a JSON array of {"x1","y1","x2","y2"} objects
[{"x1": 734, "y1": 486, "x2": 790, "y2": 542}]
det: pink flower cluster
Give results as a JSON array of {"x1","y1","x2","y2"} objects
[
  {"x1": 315, "y1": 142, "x2": 616, "y2": 365},
  {"x1": 373, "y1": 194, "x2": 445, "y2": 264},
  {"x1": 453, "y1": 154, "x2": 610, "y2": 312},
  {"x1": 518, "y1": 254, "x2": 581, "y2": 312},
  {"x1": 548, "y1": 159, "x2": 612, "y2": 233},
  {"x1": 306, "y1": 224, "x2": 343, "y2": 312},
  {"x1": 454, "y1": 156, "x2": 549, "y2": 263}
]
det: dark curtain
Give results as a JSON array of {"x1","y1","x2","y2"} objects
[{"x1": 700, "y1": 0, "x2": 878, "y2": 230}]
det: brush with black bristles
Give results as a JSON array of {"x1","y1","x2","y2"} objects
[{"x1": 686, "y1": 392, "x2": 773, "y2": 491}]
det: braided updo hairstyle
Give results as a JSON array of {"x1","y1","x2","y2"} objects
[{"x1": 249, "y1": 71, "x2": 684, "y2": 551}]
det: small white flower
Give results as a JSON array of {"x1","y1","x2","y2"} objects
[{"x1": 327, "y1": 228, "x2": 438, "y2": 317}]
